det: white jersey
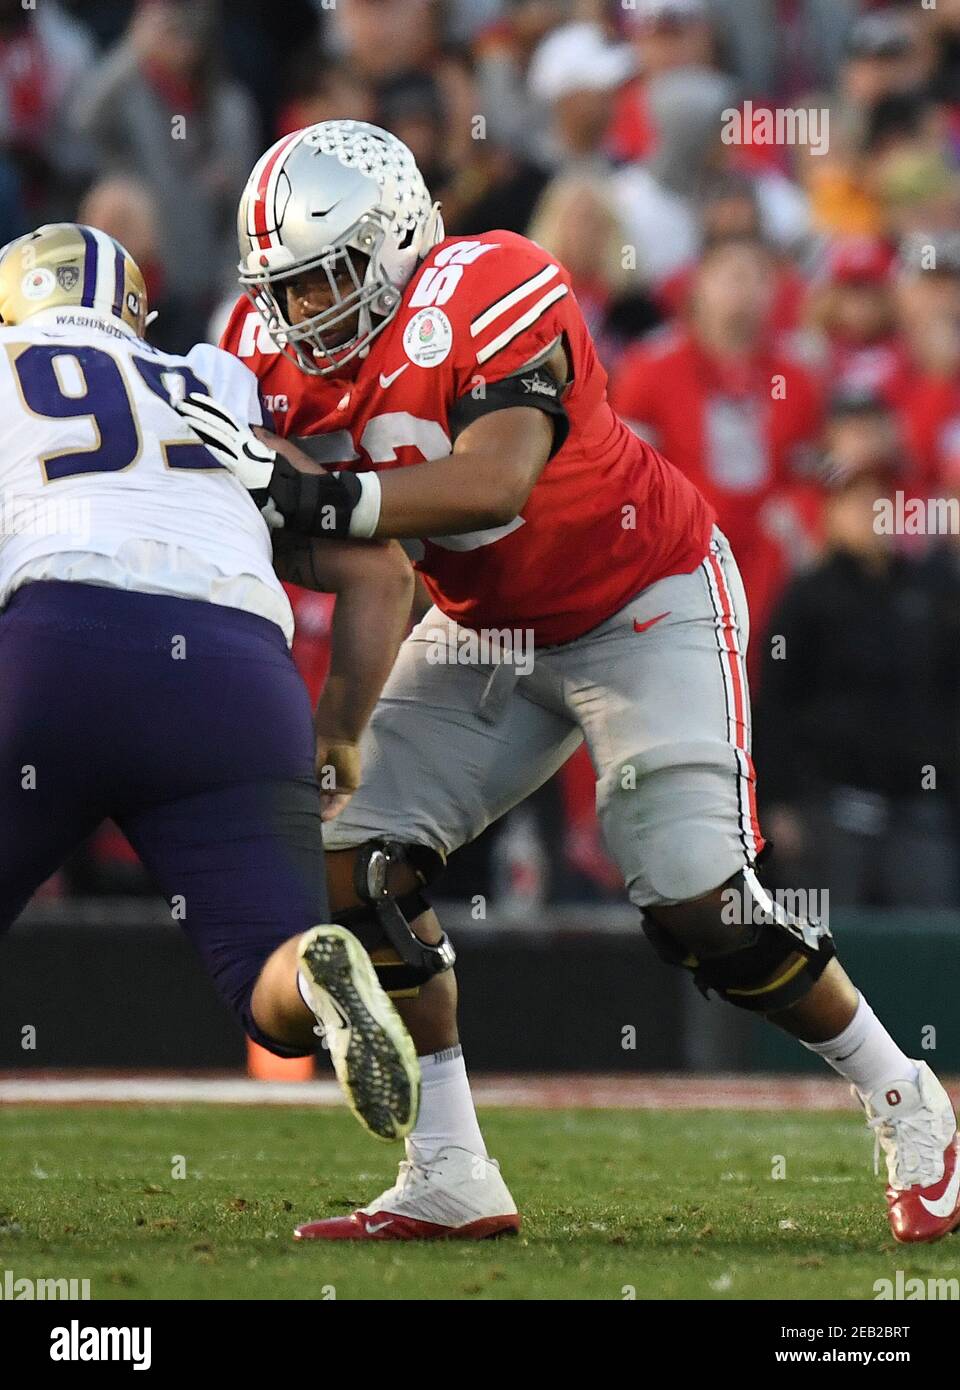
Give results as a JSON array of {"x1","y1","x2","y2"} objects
[{"x1": 0, "y1": 306, "x2": 294, "y2": 643}]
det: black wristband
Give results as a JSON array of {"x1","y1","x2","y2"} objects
[{"x1": 268, "y1": 456, "x2": 362, "y2": 537}]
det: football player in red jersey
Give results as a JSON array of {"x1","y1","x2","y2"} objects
[{"x1": 179, "y1": 122, "x2": 960, "y2": 1245}]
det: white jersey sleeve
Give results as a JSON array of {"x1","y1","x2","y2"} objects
[{"x1": 183, "y1": 341, "x2": 265, "y2": 427}]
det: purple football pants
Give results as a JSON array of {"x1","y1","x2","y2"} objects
[{"x1": 0, "y1": 580, "x2": 327, "y2": 1056}]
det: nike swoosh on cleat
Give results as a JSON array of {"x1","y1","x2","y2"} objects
[
  {"x1": 379, "y1": 364, "x2": 409, "y2": 389},
  {"x1": 919, "y1": 1161, "x2": 960, "y2": 1219},
  {"x1": 633, "y1": 611, "x2": 671, "y2": 634},
  {"x1": 327, "y1": 998, "x2": 351, "y2": 1032},
  {"x1": 364, "y1": 1218, "x2": 394, "y2": 1234},
  {"x1": 311, "y1": 987, "x2": 350, "y2": 1033}
]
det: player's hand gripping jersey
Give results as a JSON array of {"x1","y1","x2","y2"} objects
[
  {"x1": 0, "y1": 310, "x2": 293, "y2": 642},
  {"x1": 221, "y1": 231, "x2": 714, "y2": 645}
]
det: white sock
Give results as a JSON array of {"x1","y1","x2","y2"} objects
[
  {"x1": 801, "y1": 994, "x2": 919, "y2": 1098},
  {"x1": 405, "y1": 1045, "x2": 488, "y2": 1166}
]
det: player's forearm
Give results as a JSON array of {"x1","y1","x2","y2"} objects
[
  {"x1": 272, "y1": 535, "x2": 414, "y2": 738},
  {"x1": 373, "y1": 449, "x2": 533, "y2": 537},
  {"x1": 266, "y1": 435, "x2": 533, "y2": 538},
  {"x1": 315, "y1": 612, "x2": 411, "y2": 744},
  {"x1": 180, "y1": 402, "x2": 552, "y2": 541},
  {"x1": 311, "y1": 543, "x2": 415, "y2": 742}
]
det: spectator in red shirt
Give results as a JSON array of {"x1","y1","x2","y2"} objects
[
  {"x1": 610, "y1": 233, "x2": 824, "y2": 675},
  {"x1": 804, "y1": 236, "x2": 905, "y2": 398},
  {"x1": 0, "y1": 0, "x2": 95, "y2": 207},
  {"x1": 889, "y1": 233, "x2": 960, "y2": 490},
  {"x1": 657, "y1": 172, "x2": 809, "y2": 334},
  {"x1": 607, "y1": 0, "x2": 716, "y2": 165}
]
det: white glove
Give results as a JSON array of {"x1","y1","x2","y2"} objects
[{"x1": 174, "y1": 392, "x2": 277, "y2": 491}]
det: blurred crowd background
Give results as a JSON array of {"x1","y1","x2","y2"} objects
[{"x1": 14, "y1": 0, "x2": 960, "y2": 915}]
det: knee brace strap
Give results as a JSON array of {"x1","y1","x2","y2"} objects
[
  {"x1": 692, "y1": 926, "x2": 836, "y2": 1012},
  {"x1": 335, "y1": 891, "x2": 443, "y2": 996},
  {"x1": 335, "y1": 840, "x2": 454, "y2": 997},
  {"x1": 643, "y1": 869, "x2": 835, "y2": 1013},
  {"x1": 353, "y1": 840, "x2": 455, "y2": 977}
]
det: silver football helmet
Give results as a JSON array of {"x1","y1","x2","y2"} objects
[{"x1": 237, "y1": 121, "x2": 444, "y2": 375}]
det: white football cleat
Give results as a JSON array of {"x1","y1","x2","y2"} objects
[
  {"x1": 856, "y1": 1061, "x2": 960, "y2": 1243},
  {"x1": 294, "y1": 1145, "x2": 521, "y2": 1240},
  {"x1": 297, "y1": 924, "x2": 419, "y2": 1142}
]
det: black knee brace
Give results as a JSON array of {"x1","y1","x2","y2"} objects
[
  {"x1": 642, "y1": 868, "x2": 835, "y2": 1013},
  {"x1": 336, "y1": 840, "x2": 455, "y2": 997}
]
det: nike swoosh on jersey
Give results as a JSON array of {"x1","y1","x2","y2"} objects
[
  {"x1": 378, "y1": 364, "x2": 410, "y2": 389},
  {"x1": 919, "y1": 1159, "x2": 960, "y2": 1218},
  {"x1": 633, "y1": 611, "x2": 671, "y2": 634}
]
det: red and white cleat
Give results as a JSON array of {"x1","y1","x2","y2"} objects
[
  {"x1": 294, "y1": 1146, "x2": 521, "y2": 1241},
  {"x1": 857, "y1": 1062, "x2": 960, "y2": 1244}
]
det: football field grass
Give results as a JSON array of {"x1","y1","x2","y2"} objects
[{"x1": 2, "y1": 1103, "x2": 959, "y2": 1300}]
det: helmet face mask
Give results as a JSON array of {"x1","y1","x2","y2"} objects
[
  {"x1": 240, "y1": 213, "x2": 400, "y2": 376},
  {"x1": 237, "y1": 122, "x2": 443, "y2": 377}
]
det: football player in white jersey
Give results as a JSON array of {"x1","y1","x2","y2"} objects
[{"x1": 0, "y1": 223, "x2": 420, "y2": 1143}]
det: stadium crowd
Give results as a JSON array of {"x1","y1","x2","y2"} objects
[{"x1": 8, "y1": 0, "x2": 960, "y2": 911}]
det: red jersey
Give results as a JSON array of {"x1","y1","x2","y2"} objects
[
  {"x1": 610, "y1": 328, "x2": 825, "y2": 669},
  {"x1": 887, "y1": 370, "x2": 960, "y2": 491},
  {"x1": 285, "y1": 585, "x2": 334, "y2": 705},
  {"x1": 220, "y1": 231, "x2": 714, "y2": 645}
]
